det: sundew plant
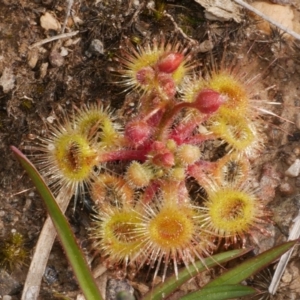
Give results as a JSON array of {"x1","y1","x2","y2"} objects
[{"x1": 29, "y1": 37, "x2": 274, "y2": 282}]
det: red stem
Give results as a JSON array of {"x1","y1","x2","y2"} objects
[
  {"x1": 187, "y1": 161, "x2": 215, "y2": 187},
  {"x1": 98, "y1": 148, "x2": 149, "y2": 163},
  {"x1": 157, "y1": 102, "x2": 194, "y2": 141},
  {"x1": 140, "y1": 181, "x2": 161, "y2": 205},
  {"x1": 184, "y1": 133, "x2": 216, "y2": 145}
]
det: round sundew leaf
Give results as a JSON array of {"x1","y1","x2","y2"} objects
[
  {"x1": 54, "y1": 132, "x2": 97, "y2": 181},
  {"x1": 203, "y1": 187, "x2": 263, "y2": 238},
  {"x1": 210, "y1": 111, "x2": 255, "y2": 152},
  {"x1": 92, "y1": 208, "x2": 145, "y2": 263},
  {"x1": 208, "y1": 72, "x2": 249, "y2": 112}
]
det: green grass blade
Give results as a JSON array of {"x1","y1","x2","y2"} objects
[
  {"x1": 204, "y1": 240, "x2": 297, "y2": 289},
  {"x1": 143, "y1": 248, "x2": 251, "y2": 300},
  {"x1": 11, "y1": 146, "x2": 103, "y2": 300},
  {"x1": 181, "y1": 284, "x2": 256, "y2": 300}
]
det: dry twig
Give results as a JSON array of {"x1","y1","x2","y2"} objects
[
  {"x1": 28, "y1": 31, "x2": 79, "y2": 49},
  {"x1": 21, "y1": 186, "x2": 73, "y2": 300},
  {"x1": 268, "y1": 213, "x2": 300, "y2": 294},
  {"x1": 61, "y1": 0, "x2": 74, "y2": 34},
  {"x1": 162, "y1": 11, "x2": 198, "y2": 45}
]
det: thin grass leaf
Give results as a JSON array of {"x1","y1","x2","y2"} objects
[
  {"x1": 181, "y1": 284, "x2": 256, "y2": 300},
  {"x1": 143, "y1": 248, "x2": 251, "y2": 300},
  {"x1": 11, "y1": 146, "x2": 103, "y2": 300},
  {"x1": 204, "y1": 240, "x2": 297, "y2": 289}
]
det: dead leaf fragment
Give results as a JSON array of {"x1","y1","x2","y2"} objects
[
  {"x1": 250, "y1": 2, "x2": 294, "y2": 35},
  {"x1": 194, "y1": 0, "x2": 242, "y2": 22},
  {"x1": 40, "y1": 12, "x2": 61, "y2": 32}
]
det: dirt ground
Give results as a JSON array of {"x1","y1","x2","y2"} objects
[{"x1": 1, "y1": 0, "x2": 300, "y2": 299}]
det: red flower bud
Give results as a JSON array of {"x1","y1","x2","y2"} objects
[
  {"x1": 193, "y1": 89, "x2": 225, "y2": 114},
  {"x1": 157, "y1": 53, "x2": 184, "y2": 73}
]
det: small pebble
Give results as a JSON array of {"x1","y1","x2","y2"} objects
[
  {"x1": 46, "y1": 116, "x2": 55, "y2": 123},
  {"x1": 133, "y1": 0, "x2": 140, "y2": 7},
  {"x1": 49, "y1": 50, "x2": 64, "y2": 67},
  {"x1": 87, "y1": 39, "x2": 104, "y2": 56},
  {"x1": 0, "y1": 269, "x2": 22, "y2": 295},
  {"x1": 285, "y1": 159, "x2": 300, "y2": 177},
  {"x1": 106, "y1": 279, "x2": 135, "y2": 300},
  {"x1": 27, "y1": 48, "x2": 39, "y2": 69},
  {"x1": 23, "y1": 198, "x2": 32, "y2": 211},
  {"x1": 28, "y1": 191, "x2": 35, "y2": 197},
  {"x1": 0, "y1": 67, "x2": 15, "y2": 93},
  {"x1": 39, "y1": 62, "x2": 48, "y2": 79},
  {"x1": 60, "y1": 47, "x2": 68, "y2": 57},
  {"x1": 279, "y1": 182, "x2": 295, "y2": 195},
  {"x1": 199, "y1": 40, "x2": 214, "y2": 53}
]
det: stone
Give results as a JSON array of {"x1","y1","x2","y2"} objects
[
  {"x1": 0, "y1": 67, "x2": 15, "y2": 93},
  {"x1": 39, "y1": 62, "x2": 48, "y2": 79},
  {"x1": 27, "y1": 48, "x2": 39, "y2": 69},
  {"x1": 285, "y1": 159, "x2": 300, "y2": 177},
  {"x1": 199, "y1": 39, "x2": 214, "y2": 53},
  {"x1": 49, "y1": 50, "x2": 64, "y2": 67},
  {"x1": 279, "y1": 182, "x2": 295, "y2": 195},
  {"x1": 106, "y1": 279, "x2": 134, "y2": 300},
  {"x1": 87, "y1": 39, "x2": 104, "y2": 56},
  {"x1": 0, "y1": 269, "x2": 21, "y2": 295}
]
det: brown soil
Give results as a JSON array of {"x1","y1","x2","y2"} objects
[{"x1": 1, "y1": 0, "x2": 300, "y2": 299}]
